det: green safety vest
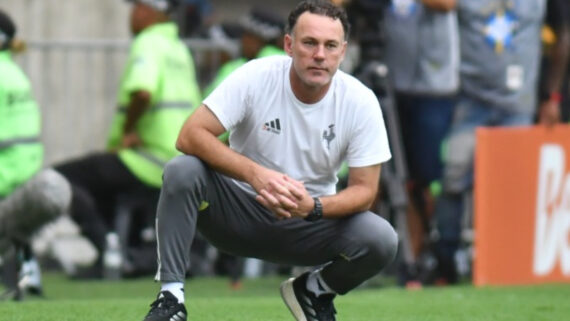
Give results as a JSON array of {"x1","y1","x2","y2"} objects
[
  {"x1": 256, "y1": 45, "x2": 285, "y2": 58},
  {"x1": 0, "y1": 50, "x2": 43, "y2": 197},
  {"x1": 107, "y1": 22, "x2": 202, "y2": 187}
]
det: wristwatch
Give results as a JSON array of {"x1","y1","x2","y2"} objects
[{"x1": 304, "y1": 197, "x2": 323, "y2": 222}]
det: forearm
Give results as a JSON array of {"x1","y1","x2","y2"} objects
[
  {"x1": 537, "y1": 24, "x2": 570, "y2": 125},
  {"x1": 176, "y1": 105, "x2": 267, "y2": 185},
  {"x1": 421, "y1": 0, "x2": 456, "y2": 11},
  {"x1": 123, "y1": 90, "x2": 151, "y2": 134},
  {"x1": 319, "y1": 164, "x2": 381, "y2": 218},
  {"x1": 176, "y1": 126, "x2": 259, "y2": 184},
  {"x1": 544, "y1": 26, "x2": 570, "y2": 98},
  {"x1": 320, "y1": 183, "x2": 377, "y2": 218}
]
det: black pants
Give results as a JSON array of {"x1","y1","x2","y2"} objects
[{"x1": 54, "y1": 153, "x2": 159, "y2": 255}]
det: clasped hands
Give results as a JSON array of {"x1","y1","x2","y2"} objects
[{"x1": 253, "y1": 169, "x2": 314, "y2": 220}]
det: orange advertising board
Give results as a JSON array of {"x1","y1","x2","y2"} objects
[{"x1": 474, "y1": 125, "x2": 570, "y2": 286}]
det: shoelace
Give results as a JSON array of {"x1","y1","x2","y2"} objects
[{"x1": 148, "y1": 296, "x2": 178, "y2": 316}]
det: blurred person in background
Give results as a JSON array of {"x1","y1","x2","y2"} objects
[
  {"x1": 179, "y1": 0, "x2": 215, "y2": 37},
  {"x1": 538, "y1": 0, "x2": 570, "y2": 124},
  {"x1": 54, "y1": 0, "x2": 202, "y2": 279},
  {"x1": 0, "y1": 9, "x2": 71, "y2": 297},
  {"x1": 139, "y1": 1, "x2": 397, "y2": 320},
  {"x1": 203, "y1": 6, "x2": 286, "y2": 98},
  {"x1": 434, "y1": 0, "x2": 548, "y2": 284},
  {"x1": 383, "y1": 0, "x2": 458, "y2": 287}
]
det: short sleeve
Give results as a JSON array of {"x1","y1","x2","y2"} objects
[{"x1": 345, "y1": 89, "x2": 392, "y2": 167}]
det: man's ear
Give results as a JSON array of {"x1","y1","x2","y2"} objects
[{"x1": 284, "y1": 34, "x2": 293, "y2": 57}]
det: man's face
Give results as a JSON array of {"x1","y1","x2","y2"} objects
[
  {"x1": 130, "y1": 3, "x2": 153, "y2": 35},
  {"x1": 285, "y1": 12, "x2": 346, "y2": 90}
]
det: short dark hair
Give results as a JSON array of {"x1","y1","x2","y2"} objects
[
  {"x1": 0, "y1": 9, "x2": 16, "y2": 50},
  {"x1": 286, "y1": 0, "x2": 350, "y2": 40}
]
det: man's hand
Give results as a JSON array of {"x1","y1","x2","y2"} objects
[
  {"x1": 252, "y1": 169, "x2": 312, "y2": 219},
  {"x1": 121, "y1": 131, "x2": 143, "y2": 148},
  {"x1": 538, "y1": 99, "x2": 561, "y2": 127},
  {"x1": 421, "y1": 0, "x2": 456, "y2": 11}
]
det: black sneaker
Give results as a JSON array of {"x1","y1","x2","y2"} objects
[
  {"x1": 142, "y1": 291, "x2": 187, "y2": 321},
  {"x1": 280, "y1": 272, "x2": 337, "y2": 321}
]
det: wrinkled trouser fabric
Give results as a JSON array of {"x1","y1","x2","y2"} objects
[{"x1": 155, "y1": 155, "x2": 398, "y2": 295}]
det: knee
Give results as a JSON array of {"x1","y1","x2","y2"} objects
[
  {"x1": 350, "y1": 213, "x2": 398, "y2": 269},
  {"x1": 162, "y1": 155, "x2": 207, "y2": 192},
  {"x1": 34, "y1": 169, "x2": 72, "y2": 218}
]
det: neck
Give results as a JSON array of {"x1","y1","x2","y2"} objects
[{"x1": 289, "y1": 68, "x2": 330, "y2": 104}]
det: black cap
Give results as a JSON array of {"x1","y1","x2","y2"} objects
[
  {"x1": 127, "y1": 0, "x2": 180, "y2": 13},
  {"x1": 0, "y1": 9, "x2": 16, "y2": 50},
  {"x1": 239, "y1": 7, "x2": 285, "y2": 41}
]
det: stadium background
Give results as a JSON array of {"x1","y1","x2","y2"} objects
[{"x1": 0, "y1": 0, "x2": 296, "y2": 165}]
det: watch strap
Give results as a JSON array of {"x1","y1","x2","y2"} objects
[{"x1": 304, "y1": 197, "x2": 323, "y2": 222}]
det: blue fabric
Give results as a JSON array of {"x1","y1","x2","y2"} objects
[
  {"x1": 397, "y1": 94, "x2": 456, "y2": 186},
  {"x1": 442, "y1": 95, "x2": 533, "y2": 194}
]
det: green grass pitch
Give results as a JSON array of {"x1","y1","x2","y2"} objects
[{"x1": 1, "y1": 273, "x2": 570, "y2": 320}]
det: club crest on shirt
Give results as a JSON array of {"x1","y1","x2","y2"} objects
[{"x1": 323, "y1": 124, "x2": 336, "y2": 149}]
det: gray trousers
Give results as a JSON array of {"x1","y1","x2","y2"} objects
[
  {"x1": 156, "y1": 156, "x2": 398, "y2": 294},
  {"x1": 0, "y1": 169, "x2": 71, "y2": 255}
]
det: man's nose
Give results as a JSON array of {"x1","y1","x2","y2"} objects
[{"x1": 313, "y1": 45, "x2": 325, "y2": 60}]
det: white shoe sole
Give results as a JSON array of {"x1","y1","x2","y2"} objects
[{"x1": 280, "y1": 277, "x2": 307, "y2": 321}]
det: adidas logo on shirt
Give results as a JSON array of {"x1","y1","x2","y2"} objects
[{"x1": 262, "y1": 118, "x2": 281, "y2": 134}]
